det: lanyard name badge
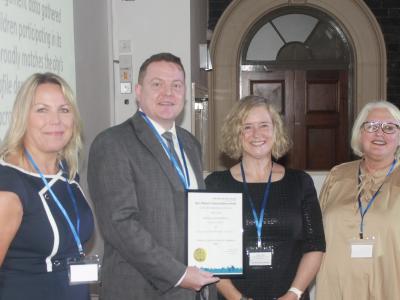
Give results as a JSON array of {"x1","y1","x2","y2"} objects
[
  {"x1": 350, "y1": 159, "x2": 397, "y2": 259},
  {"x1": 25, "y1": 150, "x2": 100, "y2": 284},
  {"x1": 241, "y1": 161, "x2": 273, "y2": 268},
  {"x1": 140, "y1": 111, "x2": 190, "y2": 189}
]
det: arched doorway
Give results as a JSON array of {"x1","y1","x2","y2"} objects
[
  {"x1": 239, "y1": 7, "x2": 351, "y2": 170},
  {"x1": 208, "y1": 0, "x2": 386, "y2": 171}
]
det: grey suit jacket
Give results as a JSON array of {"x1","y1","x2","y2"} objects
[{"x1": 87, "y1": 112, "x2": 216, "y2": 300}]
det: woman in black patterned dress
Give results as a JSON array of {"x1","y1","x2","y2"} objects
[{"x1": 205, "y1": 95, "x2": 325, "y2": 300}]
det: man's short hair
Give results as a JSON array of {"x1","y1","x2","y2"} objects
[{"x1": 138, "y1": 52, "x2": 185, "y2": 83}]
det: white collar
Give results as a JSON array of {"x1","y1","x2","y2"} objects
[{"x1": 139, "y1": 109, "x2": 177, "y2": 136}]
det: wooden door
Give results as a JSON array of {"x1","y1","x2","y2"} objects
[{"x1": 244, "y1": 69, "x2": 349, "y2": 170}]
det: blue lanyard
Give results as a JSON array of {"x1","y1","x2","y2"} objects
[
  {"x1": 139, "y1": 111, "x2": 190, "y2": 189},
  {"x1": 62, "y1": 162, "x2": 80, "y2": 235},
  {"x1": 25, "y1": 150, "x2": 84, "y2": 255},
  {"x1": 240, "y1": 161, "x2": 273, "y2": 248},
  {"x1": 357, "y1": 159, "x2": 397, "y2": 239}
]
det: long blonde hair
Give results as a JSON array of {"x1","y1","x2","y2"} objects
[{"x1": 0, "y1": 73, "x2": 83, "y2": 179}]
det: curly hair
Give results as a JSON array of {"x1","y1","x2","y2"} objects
[{"x1": 220, "y1": 95, "x2": 292, "y2": 160}]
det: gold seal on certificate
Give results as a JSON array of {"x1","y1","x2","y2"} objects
[{"x1": 194, "y1": 248, "x2": 207, "y2": 262}]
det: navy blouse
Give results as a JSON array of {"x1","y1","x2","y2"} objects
[{"x1": 0, "y1": 160, "x2": 94, "y2": 300}]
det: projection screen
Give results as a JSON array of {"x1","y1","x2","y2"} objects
[{"x1": 0, "y1": 0, "x2": 75, "y2": 140}]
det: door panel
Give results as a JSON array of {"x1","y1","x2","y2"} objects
[
  {"x1": 243, "y1": 69, "x2": 349, "y2": 170},
  {"x1": 307, "y1": 128, "x2": 336, "y2": 169},
  {"x1": 302, "y1": 70, "x2": 349, "y2": 170}
]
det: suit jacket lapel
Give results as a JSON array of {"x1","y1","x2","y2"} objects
[{"x1": 131, "y1": 112, "x2": 184, "y2": 191}]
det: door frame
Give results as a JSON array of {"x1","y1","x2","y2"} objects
[{"x1": 208, "y1": 0, "x2": 386, "y2": 171}]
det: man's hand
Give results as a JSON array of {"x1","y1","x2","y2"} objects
[{"x1": 179, "y1": 266, "x2": 220, "y2": 291}]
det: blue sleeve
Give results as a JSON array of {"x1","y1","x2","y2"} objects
[{"x1": 0, "y1": 166, "x2": 28, "y2": 207}]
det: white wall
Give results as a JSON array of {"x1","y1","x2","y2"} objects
[
  {"x1": 111, "y1": 0, "x2": 207, "y2": 130},
  {"x1": 190, "y1": 0, "x2": 208, "y2": 89},
  {"x1": 73, "y1": 0, "x2": 112, "y2": 257}
]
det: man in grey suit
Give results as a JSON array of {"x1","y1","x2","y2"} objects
[{"x1": 87, "y1": 53, "x2": 219, "y2": 299}]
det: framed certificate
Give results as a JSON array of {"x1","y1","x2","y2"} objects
[{"x1": 186, "y1": 191, "x2": 243, "y2": 277}]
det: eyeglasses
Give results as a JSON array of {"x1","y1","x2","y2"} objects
[{"x1": 361, "y1": 121, "x2": 400, "y2": 134}]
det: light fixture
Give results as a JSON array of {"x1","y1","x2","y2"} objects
[{"x1": 199, "y1": 43, "x2": 212, "y2": 71}]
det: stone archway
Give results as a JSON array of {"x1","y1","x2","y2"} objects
[{"x1": 208, "y1": 0, "x2": 386, "y2": 171}]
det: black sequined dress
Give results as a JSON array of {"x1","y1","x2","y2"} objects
[{"x1": 205, "y1": 168, "x2": 325, "y2": 300}]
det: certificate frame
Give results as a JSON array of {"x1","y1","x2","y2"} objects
[{"x1": 185, "y1": 190, "x2": 244, "y2": 278}]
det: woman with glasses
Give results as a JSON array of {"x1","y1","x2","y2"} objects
[
  {"x1": 205, "y1": 95, "x2": 325, "y2": 300},
  {"x1": 316, "y1": 101, "x2": 400, "y2": 300}
]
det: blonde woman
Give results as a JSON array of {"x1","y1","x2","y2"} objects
[
  {"x1": 0, "y1": 73, "x2": 94, "y2": 300},
  {"x1": 316, "y1": 101, "x2": 400, "y2": 300}
]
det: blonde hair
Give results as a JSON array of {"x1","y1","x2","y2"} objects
[
  {"x1": 220, "y1": 95, "x2": 292, "y2": 159},
  {"x1": 351, "y1": 100, "x2": 400, "y2": 158},
  {"x1": 0, "y1": 72, "x2": 83, "y2": 179}
]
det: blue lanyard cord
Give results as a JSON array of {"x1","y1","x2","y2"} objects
[
  {"x1": 139, "y1": 111, "x2": 190, "y2": 189},
  {"x1": 25, "y1": 150, "x2": 84, "y2": 255},
  {"x1": 59, "y1": 161, "x2": 80, "y2": 233},
  {"x1": 65, "y1": 178, "x2": 80, "y2": 233},
  {"x1": 357, "y1": 159, "x2": 397, "y2": 239},
  {"x1": 240, "y1": 161, "x2": 273, "y2": 248},
  {"x1": 177, "y1": 136, "x2": 191, "y2": 188}
]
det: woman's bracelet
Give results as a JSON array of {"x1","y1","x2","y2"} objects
[{"x1": 288, "y1": 286, "x2": 303, "y2": 299}]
